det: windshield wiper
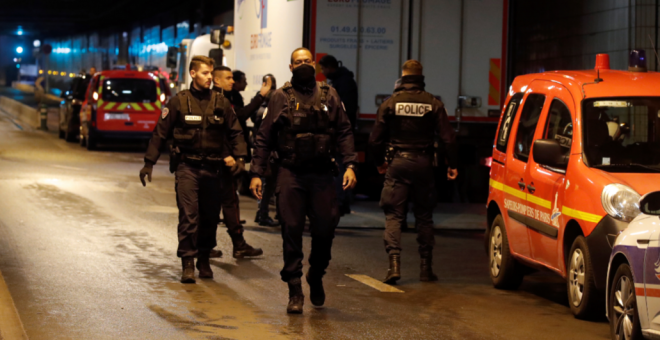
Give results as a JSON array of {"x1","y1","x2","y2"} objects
[{"x1": 593, "y1": 163, "x2": 660, "y2": 173}]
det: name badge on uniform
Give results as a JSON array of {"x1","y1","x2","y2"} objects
[
  {"x1": 185, "y1": 115, "x2": 202, "y2": 121},
  {"x1": 395, "y1": 102, "x2": 432, "y2": 117}
]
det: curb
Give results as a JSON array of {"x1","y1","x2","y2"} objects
[{"x1": 0, "y1": 268, "x2": 28, "y2": 339}]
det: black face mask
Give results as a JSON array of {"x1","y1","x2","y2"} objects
[{"x1": 291, "y1": 64, "x2": 317, "y2": 92}]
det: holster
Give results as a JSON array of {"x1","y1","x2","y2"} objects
[
  {"x1": 384, "y1": 145, "x2": 395, "y2": 164},
  {"x1": 169, "y1": 145, "x2": 181, "y2": 173}
]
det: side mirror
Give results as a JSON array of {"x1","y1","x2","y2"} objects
[
  {"x1": 640, "y1": 191, "x2": 660, "y2": 216},
  {"x1": 532, "y1": 139, "x2": 568, "y2": 168},
  {"x1": 166, "y1": 47, "x2": 178, "y2": 68},
  {"x1": 210, "y1": 29, "x2": 225, "y2": 45}
]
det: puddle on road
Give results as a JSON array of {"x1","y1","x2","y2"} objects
[{"x1": 24, "y1": 182, "x2": 293, "y2": 340}]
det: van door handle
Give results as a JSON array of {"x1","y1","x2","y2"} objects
[
  {"x1": 527, "y1": 184, "x2": 536, "y2": 194},
  {"x1": 518, "y1": 181, "x2": 526, "y2": 190}
]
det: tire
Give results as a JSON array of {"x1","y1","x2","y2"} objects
[
  {"x1": 567, "y1": 236, "x2": 603, "y2": 319},
  {"x1": 609, "y1": 263, "x2": 644, "y2": 340},
  {"x1": 489, "y1": 215, "x2": 524, "y2": 290},
  {"x1": 86, "y1": 132, "x2": 97, "y2": 150}
]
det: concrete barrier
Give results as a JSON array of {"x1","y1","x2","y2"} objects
[{"x1": 0, "y1": 96, "x2": 39, "y2": 129}]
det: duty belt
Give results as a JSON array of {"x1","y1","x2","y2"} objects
[
  {"x1": 181, "y1": 153, "x2": 225, "y2": 165},
  {"x1": 394, "y1": 150, "x2": 432, "y2": 158}
]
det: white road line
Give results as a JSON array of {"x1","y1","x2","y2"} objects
[
  {"x1": 346, "y1": 274, "x2": 404, "y2": 293},
  {"x1": 52, "y1": 164, "x2": 85, "y2": 171}
]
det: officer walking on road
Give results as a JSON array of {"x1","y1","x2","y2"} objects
[
  {"x1": 250, "y1": 48, "x2": 358, "y2": 314},
  {"x1": 139, "y1": 56, "x2": 255, "y2": 284},
  {"x1": 369, "y1": 60, "x2": 458, "y2": 284}
]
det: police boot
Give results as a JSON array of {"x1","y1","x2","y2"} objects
[
  {"x1": 259, "y1": 215, "x2": 280, "y2": 227},
  {"x1": 208, "y1": 249, "x2": 223, "y2": 258},
  {"x1": 180, "y1": 257, "x2": 196, "y2": 284},
  {"x1": 287, "y1": 278, "x2": 304, "y2": 314},
  {"x1": 196, "y1": 254, "x2": 213, "y2": 279},
  {"x1": 420, "y1": 252, "x2": 439, "y2": 282},
  {"x1": 306, "y1": 270, "x2": 325, "y2": 307},
  {"x1": 232, "y1": 235, "x2": 264, "y2": 258},
  {"x1": 383, "y1": 254, "x2": 401, "y2": 284}
]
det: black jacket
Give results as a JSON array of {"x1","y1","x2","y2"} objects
[
  {"x1": 327, "y1": 67, "x2": 358, "y2": 127},
  {"x1": 224, "y1": 89, "x2": 265, "y2": 159},
  {"x1": 250, "y1": 82, "x2": 357, "y2": 177},
  {"x1": 369, "y1": 75, "x2": 457, "y2": 168}
]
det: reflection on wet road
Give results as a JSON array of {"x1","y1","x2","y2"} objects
[{"x1": 0, "y1": 115, "x2": 611, "y2": 339}]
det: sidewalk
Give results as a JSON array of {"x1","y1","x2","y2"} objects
[
  {"x1": 338, "y1": 201, "x2": 486, "y2": 230},
  {"x1": 0, "y1": 268, "x2": 28, "y2": 340}
]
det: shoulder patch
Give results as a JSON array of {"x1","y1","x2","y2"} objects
[{"x1": 161, "y1": 107, "x2": 169, "y2": 119}]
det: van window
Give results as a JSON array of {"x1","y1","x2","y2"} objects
[
  {"x1": 496, "y1": 93, "x2": 524, "y2": 153},
  {"x1": 542, "y1": 99, "x2": 573, "y2": 164},
  {"x1": 514, "y1": 93, "x2": 546, "y2": 162}
]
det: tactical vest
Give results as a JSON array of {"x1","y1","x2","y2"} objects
[
  {"x1": 387, "y1": 90, "x2": 436, "y2": 150},
  {"x1": 172, "y1": 90, "x2": 227, "y2": 161},
  {"x1": 278, "y1": 81, "x2": 335, "y2": 168}
]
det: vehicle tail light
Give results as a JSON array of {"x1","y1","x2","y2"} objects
[
  {"x1": 480, "y1": 157, "x2": 493, "y2": 167},
  {"x1": 160, "y1": 93, "x2": 166, "y2": 103}
]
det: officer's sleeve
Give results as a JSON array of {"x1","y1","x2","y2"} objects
[
  {"x1": 144, "y1": 97, "x2": 179, "y2": 164},
  {"x1": 236, "y1": 92, "x2": 264, "y2": 124},
  {"x1": 436, "y1": 101, "x2": 458, "y2": 169},
  {"x1": 250, "y1": 90, "x2": 286, "y2": 177},
  {"x1": 368, "y1": 100, "x2": 390, "y2": 166},
  {"x1": 224, "y1": 101, "x2": 247, "y2": 158},
  {"x1": 329, "y1": 87, "x2": 357, "y2": 166}
]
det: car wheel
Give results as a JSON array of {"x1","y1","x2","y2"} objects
[
  {"x1": 489, "y1": 215, "x2": 524, "y2": 289},
  {"x1": 567, "y1": 236, "x2": 602, "y2": 319},
  {"x1": 86, "y1": 132, "x2": 97, "y2": 150},
  {"x1": 609, "y1": 263, "x2": 643, "y2": 340}
]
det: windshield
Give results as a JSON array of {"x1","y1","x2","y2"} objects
[
  {"x1": 583, "y1": 97, "x2": 660, "y2": 172},
  {"x1": 101, "y1": 78, "x2": 157, "y2": 103}
]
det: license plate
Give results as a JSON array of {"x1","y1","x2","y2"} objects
[{"x1": 104, "y1": 113, "x2": 130, "y2": 121}]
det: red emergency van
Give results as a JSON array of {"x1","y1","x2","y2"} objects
[
  {"x1": 79, "y1": 67, "x2": 166, "y2": 150},
  {"x1": 486, "y1": 50, "x2": 660, "y2": 319}
]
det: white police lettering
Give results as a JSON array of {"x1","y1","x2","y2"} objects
[
  {"x1": 395, "y1": 102, "x2": 432, "y2": 117},
  {"x1": 185, "y1": 115, "x2": 202, "y2": 121}
]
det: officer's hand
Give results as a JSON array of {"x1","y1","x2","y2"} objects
[
  {"x1": 377, "y1": 163, "x2": 388, "y2": 174},
  {"x1": 224, "y1": 156, "x2": 236, "y2": 167},
  {"x1": 250, "y1": 177, "x2": 263, "y2": 200},
  {"x1": 231, "y1": 158, "x2": 245, "y2": 176},
  {"x1": 447, "y1": 168, "x2": 458, "y2": 180},
  {"x1": 343, "y1": 168, "x2": 357, "y2": 190},
  {"x1": 260, "y1": 77, "x2": 272, "y2": 98},
  {"x1": 139, "y1": 164, "x2": 153, "y2": 187}
]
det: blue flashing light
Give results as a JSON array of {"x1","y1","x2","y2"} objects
[
  {"x1": 629, "y1": 49, "x2": 648, "y2": 72},
  {"x1": 16, "y1": 46, "x2": 23, "y2": 54}
]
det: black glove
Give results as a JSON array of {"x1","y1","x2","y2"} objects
[
  {"x1": 231, "y1": 158, "x2": 245, "y2": 176},
  {"x1": 139, "y1": 162, "x2": 153, "y2": 187}
]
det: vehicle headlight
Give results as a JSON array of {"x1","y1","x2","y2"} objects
[{"x1": 601, "y1": 184, "x2": 641, "y2": 222}]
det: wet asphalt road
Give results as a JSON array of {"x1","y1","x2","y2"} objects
[{"x1": 0, "y1": 114, "x2": 611, "y2": 340}]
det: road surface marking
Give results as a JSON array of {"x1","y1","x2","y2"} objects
[
  {"x1": 52, "y1": 164, "x2": 85, "y2": 171},
  {"x1": 0, "y1": 268, "x2": 29, "y2": 340},
  {"x1": 346, "y1": 274, "x2": 404, "y2": 293}
]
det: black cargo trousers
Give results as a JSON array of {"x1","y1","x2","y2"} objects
[
  {"x1": 175, "y1": 161, "x2": 241, "y2": 257},
  {"x1": 219, "y1": 174, "x2": 244, "y2": 237},
  {"x1": 380, "y1": 152, "x2": 436, "y2": 255},
  {"x1": 276, "y1": 166, "x2": 340, "y2": 282}
]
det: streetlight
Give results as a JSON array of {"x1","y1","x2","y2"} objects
[
  {"x1": 17, "y1": 26, "x2": 23, "y2": 36},
  {"x1": 33, "y1": 40, "x2": 41, "y2": 48},
  {"x1": 16, "y1": 46, "x2": 23, "y2": 54}
]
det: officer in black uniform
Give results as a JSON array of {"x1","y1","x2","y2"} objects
[
  {"x1": 139, "y1": 56, "x2": 251, "y2": 284},
  {"x1": 369, "y1": 59, "x2": 458, "y2": 284},
  {"x1": 250, "y1": 48, "x2": 358, "y2": 314}
]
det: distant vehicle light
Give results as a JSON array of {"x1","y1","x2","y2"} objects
[
  {"x1": 47, "y1": 70, "x2": 52, "y2": 75},
  {"x1": 33, "y1": 40, "x2": 41, "y2": 47},
  {"x1": 16, "y1": 46, "x2": 23, "y2": 54},
  {"x1": 60, "y1": 71, "x2": 65, "y2": 76},
  {"x1": 69, "y1": 73, "x2": 75, "y2": 77}
]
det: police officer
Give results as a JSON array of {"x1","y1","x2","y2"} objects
[
  {"x1": 139, "y1": 56, "x2": 249, "y2": 284},
  {"x1": 369, "y1": 60, "x2": 458, "y2": 284},
  {"x1": 210, "y1": 66, "x2": 264, "y2": 258},
  {"x1": 250, "y1": 48, "x2": 358, "y2": 314}
]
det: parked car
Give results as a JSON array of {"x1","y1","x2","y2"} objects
[
  {"x1": 79, "y1": 66, "x2": 166, "y2": 150},
  {"x1": 59, "y1": 74, "x2": 90, "y2": 142},
  {"x1": 486, "y1": 50, "x2": 660, "y2": 319},
  {"x1": 607, "y1": 191, "x2": 660, "y2": 340}
]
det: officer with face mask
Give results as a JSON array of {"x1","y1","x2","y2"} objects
[
  {"x1": 250, "y1": 48, "x2": 358, "y2": 314},
  {"x1": 369, "y1": 60, "x2": 458, "y2": 285},
  {"x1": 139, "y1": 56, "x2": 247, "y2": 284}
]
